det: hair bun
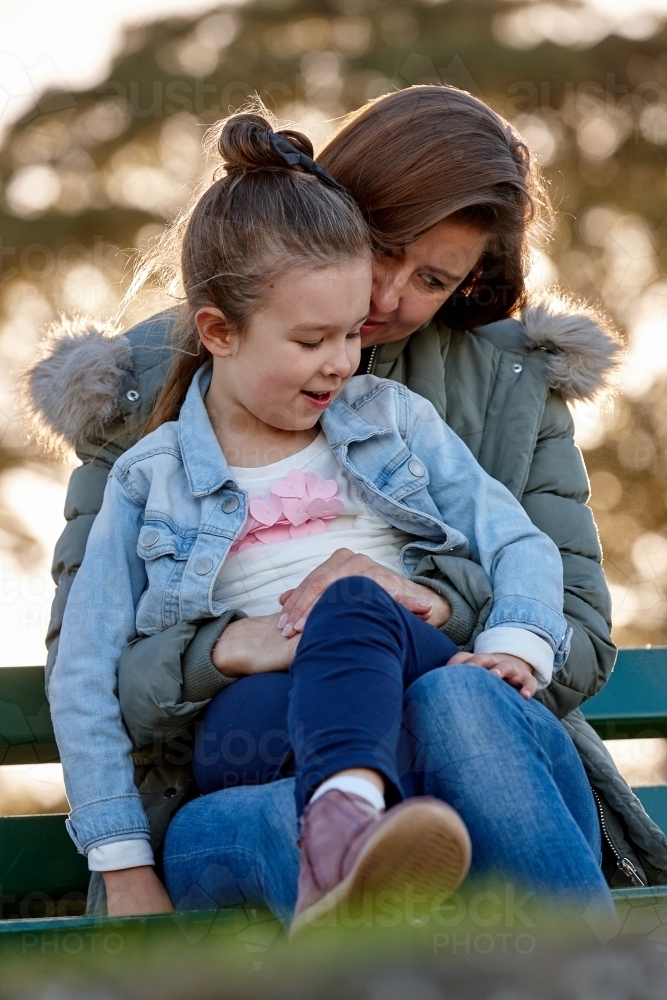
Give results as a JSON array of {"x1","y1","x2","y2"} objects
[{"x1": 212, "y1": 111, "x2": 314, "y2": 174}]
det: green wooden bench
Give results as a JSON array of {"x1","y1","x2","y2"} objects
[{"x1": 1, "y1": 650, "x2": 667, "y2": 934}]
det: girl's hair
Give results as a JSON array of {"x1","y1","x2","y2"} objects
[
  {"x1": 319, "y1": 85, "x2": 551, "y2": 329},
  {"x1": 142, "y1": 108, "x2": 370, "y2": 433}
]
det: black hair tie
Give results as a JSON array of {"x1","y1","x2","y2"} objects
[{"x1": 268, "y1": 131, "x2": 345, "y2": 192}]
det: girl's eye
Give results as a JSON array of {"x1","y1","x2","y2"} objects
[
  {"x1": 347, "y1": 330, "x2": 362, "y2": 340},
  {"x1": 299, "y1": 340, "x2": 323, "y2": 350}
]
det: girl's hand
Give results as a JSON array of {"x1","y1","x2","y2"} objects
[
  {"x1": 277, "y1": 548, "x2": 451, "y2": 635},
  {"x1": 446, "y1": 651, "x2": 537, "y2": 700},
  {"x1": 212, "y1": 613, "x2": 300, "y2": 677},
  {"x1": 103, "y1": 866, "x2": 174, "y2": 917}
]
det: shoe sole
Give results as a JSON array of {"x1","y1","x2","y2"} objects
[{"x1": 289, "y1": 800, "x2": 471, "y2": 939}]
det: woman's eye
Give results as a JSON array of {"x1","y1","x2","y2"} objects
[{"x1": 422, "y1": 274, "x2": 445, "y2": 290}]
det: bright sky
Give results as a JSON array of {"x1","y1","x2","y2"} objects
[
  {"x1": 587, "y1": 0, "x2": 667, "y2": 13},
  {"x1": 0, "y1": 0, "x2": 227, "y2": 137}
]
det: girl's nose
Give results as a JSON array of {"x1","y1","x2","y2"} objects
[{"x1": 322, "y1": 342, "x2": 354, "y2": 379}]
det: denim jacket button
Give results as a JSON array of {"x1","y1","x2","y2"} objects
[
  {"x1": 222, "y1": 496, "x2": 240, "y2": 513},
  {"x1": 512, "y1": 363, "x2": 523, "y2": 373},
  {"x1": 195, "y1": 558, "x2": 213, "y2": 575},
  {"x1": 408, "y1": 459, "x2": 425, "y2": 477},
  {"x1": 142, "y1": 530, "x2": 159, "y2": 547}
]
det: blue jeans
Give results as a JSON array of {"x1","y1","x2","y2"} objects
[
  {"x1": 165, "y1": 669, "x2": 611, "y2": 922},
  {"x1": 193, "y1": 579, "x2": 458, "y2": 812}
]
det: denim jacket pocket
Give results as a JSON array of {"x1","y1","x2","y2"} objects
[
  {"x1": 137, "y1": 521, "x2": 194, "y2": 561},
  {"x1": 136, "y1": 522, "x2": 196, "y2": 631}
]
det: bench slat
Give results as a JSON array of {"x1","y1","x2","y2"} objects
[
  {"x1": 0, "y1": 667, "x2": 58, "y2": 764},
  {"x1": 581, "y1": 647, "x2": 667, "y2": 739},
  {"x1": 0, "y1": 814, "x2": 89, "y2": 907},
  {"x1": 634, "y1": 786, "x2": 667, "y2": 837}
]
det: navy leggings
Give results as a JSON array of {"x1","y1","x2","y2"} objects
[{"x1": 193, "y1": 577, "x2": 458, "y2": 814}]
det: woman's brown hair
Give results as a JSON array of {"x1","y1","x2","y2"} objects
[
  {"x1": 141, "y1": 108, "x2": 370, "y2": 433},
  {"x1": 319, "y1": 85, "x2": 550, "y2": 329}
]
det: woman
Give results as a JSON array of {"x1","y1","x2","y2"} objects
[{"x1": 25, "y1": 86, "x2": 665, "y2": 919}]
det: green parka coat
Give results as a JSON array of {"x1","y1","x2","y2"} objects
[{"x1": 24, "y1": 295, "x2": 667, "y2": 892}]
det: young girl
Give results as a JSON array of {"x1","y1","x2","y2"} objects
[{"x1": 49, "y1": 111, "x2": 570, "y2": 932}]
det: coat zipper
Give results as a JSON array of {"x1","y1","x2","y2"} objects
[
  {"x1": 366, "y1": 345, "x2": 378, "y2": 374},
  {"x1": 591, "y1": 786, "x2": 646, "y2": 887}
]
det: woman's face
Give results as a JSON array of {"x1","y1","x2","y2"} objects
[{"x1": 360, "y1": 218, "x2": 489, "y2": 346}]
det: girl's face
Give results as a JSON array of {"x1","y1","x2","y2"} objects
[
  {"x1": 361, "y1": 218, "x2": 489, "y2": 346},
  {"x1": 200, "y1": 259, "x2": 372, "y2": 434}
]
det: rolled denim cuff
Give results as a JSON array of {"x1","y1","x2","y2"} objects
[
  {"x1": 411, "y1": 575, "x2": 478, "y2": 647},
  {"x1": 486, "y1": 596, "x2": 567, "y2": 655},
  {"x1": 66, "y1": 793, "x2": 150, "y2": 854},
  {"x1": 181, "y1": 609, "x2": 247, "y2": 703}
]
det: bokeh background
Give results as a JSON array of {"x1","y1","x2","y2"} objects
[{"x1": 2, "y1": 0, "x2": 667, "y2": 811}]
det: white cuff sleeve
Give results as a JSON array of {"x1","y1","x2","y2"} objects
[
  {"x1": 88, "y1": 839, "x2": 154, "y2": 872},
  {"x1": 474, "y1": 627, "x2": 554, "y2": 690}
]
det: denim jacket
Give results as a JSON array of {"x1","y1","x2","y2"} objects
[{"x1": 50, "y1": 364, "x2": 569, "y2": 854}]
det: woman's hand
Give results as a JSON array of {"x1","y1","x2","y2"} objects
[
  {"x1": 277, "y1": 548, "x2": 451, "y2": 635},
  {"x1": 447, "y1": 651, "x2": 537, "y2": 700},
  {"x1": 212, "y1": 613, "x2": 300, "y2": 677},
  {"x1": 103, "y1": 866, "x2": 174, "y2": 917}
]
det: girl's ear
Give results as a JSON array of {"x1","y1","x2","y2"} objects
[{"x1": 195, "y1": 307, "x2": 236, "y2": 358}]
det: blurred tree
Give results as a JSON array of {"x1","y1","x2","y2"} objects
[{"x1": 1, "y1": 0, "x2": 667, "y2": 643}]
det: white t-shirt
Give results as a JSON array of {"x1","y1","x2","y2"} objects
[{"x1": 213, "y1": 432, "x2": 414, "y2": 616}]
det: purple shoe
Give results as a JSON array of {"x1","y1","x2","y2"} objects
[{"x1": 290, "y1": 790, "x2": 471, "y2": 938}]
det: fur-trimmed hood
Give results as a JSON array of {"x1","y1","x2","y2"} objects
[
  {"x1": 20, "y1": 316, "x2": 132, "y2": 456},
  {"x1": 519, "y1": 294, "x2": 623, "y2": 402},
  {"x1": 20, "y1": 296, "x2": 623, "y2": 456}
]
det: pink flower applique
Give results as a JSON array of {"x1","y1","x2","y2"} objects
[{"x1": 228, "y1": 470, "x2": 344, "y2": 555}]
